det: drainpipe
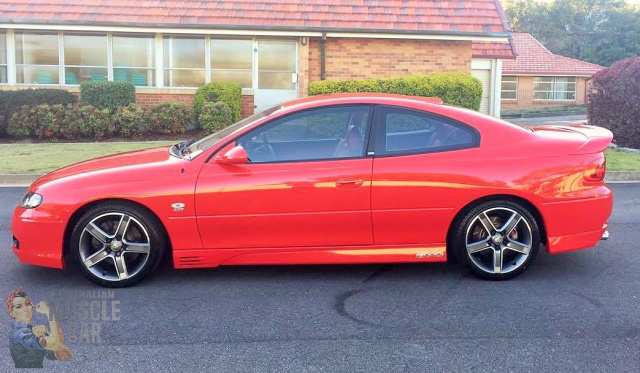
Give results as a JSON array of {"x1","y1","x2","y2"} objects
[{"x1": 321, "y1": 32, "x2": 327, "y2": 80}]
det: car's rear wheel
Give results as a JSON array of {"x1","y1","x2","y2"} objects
[
  {"x1": 452, "y1": 200, "x2": 540, "y2": 280},
  {"x1": 70, "y1": 202, "x2": 166, "y2": 287}
]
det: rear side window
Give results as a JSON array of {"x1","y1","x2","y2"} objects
[{"x1": 376, "y1": 106, "x2": 479, "y2": 155}]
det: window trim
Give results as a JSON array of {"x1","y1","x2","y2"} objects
[
  {"x1": 234, "y1": 104, "x2": 375, "y2": 165},
  {"x1": 372, "y1": 105, "x2": 481, "y2": 158}
]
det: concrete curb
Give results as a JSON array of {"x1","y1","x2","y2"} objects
[{"x1": 0, "y1": 172, "x2": 638, "y2": 187}]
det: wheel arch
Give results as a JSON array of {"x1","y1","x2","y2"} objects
[
  {"x1": 446, "y1": 194, "x2": 547, "y2": 257},
  {"x1": 63, "y1": 198, "x2": 172, "y2": 262}
]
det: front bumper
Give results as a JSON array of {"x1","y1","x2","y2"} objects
[{"x1": 10, "y1": 207, "x2": 66, "y2": 269}]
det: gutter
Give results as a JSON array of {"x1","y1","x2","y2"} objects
[{"x1": 0, "y1": 20, "x2": 510, "y2": 41}]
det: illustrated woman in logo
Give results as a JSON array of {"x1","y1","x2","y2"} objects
[{"x1": 7, "y1": 288, "x2": 72, "y2": 368}]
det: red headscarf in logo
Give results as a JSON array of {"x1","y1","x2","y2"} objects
[{"x1": 6, "y1": 288, "x2": 30, "y2": 315}]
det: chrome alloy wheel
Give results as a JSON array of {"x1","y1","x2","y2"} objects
[
  {"x1": 78, "y1": 212, "x2": 151, "y2": 282},
  {"x1": 465, "y1": 207, "x2": 533, "y2": 275}
]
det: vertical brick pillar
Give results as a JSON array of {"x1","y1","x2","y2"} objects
[{"x1": 241, "y1": 94, "x2": 255, "y2": 118}]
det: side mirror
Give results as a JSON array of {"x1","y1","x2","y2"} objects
[{"x1": 214, "y1": 145, "x2": 249, "y2": 165}]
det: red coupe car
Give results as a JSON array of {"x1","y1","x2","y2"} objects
[{"x1": 11, "y1": 93, "x2": 613, "y2": 287}]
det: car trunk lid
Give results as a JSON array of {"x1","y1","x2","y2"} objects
[{"x1": 528, "y1": 124, "x2": 613, "y2": 154}]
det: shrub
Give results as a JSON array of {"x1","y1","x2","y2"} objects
[
  {"x1": 80, "y1": 81, "x2": 136, "y2": 113},
  {"x1": 7, "y1": 105, "x2": 48, "y2": 138},
  {"x1": 199, "y1": 101, "x2": 233, "y2": 133},
  {"x1": 147, "y1": 101, "x2": 193, "y2": 134},
  {"x1": 194, "y1": 82, "x2": 242, "y2": 121},
  {"x1": 8, "y1": 104, "x2": 83, "y2": 140},
  {"x1": 588, "y1": 56, "x2": 640, "y2": 148},
  {"x1": 80, "y1": 106, "x2": 116, "y2": 140},
  {"x1": 308, "y1": 72, "x2": 483, "y2": 111},
  {"x1": 0, "y1": 89, "x2": 77, "y2": 137},
  {"x1": 113, "y1": 104, "x2": 149, "y2": 138}
]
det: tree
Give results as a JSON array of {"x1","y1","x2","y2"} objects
[
  {"x1": 503, "y1": 0, "x2": 637, "y2": 66},
  {"x1": 588, "y1": 57, "x2": 640, "y2": 148}
]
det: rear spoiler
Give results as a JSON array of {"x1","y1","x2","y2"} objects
[{"x1": 568, "y1": 125, "x2": 614, "y2": 154}]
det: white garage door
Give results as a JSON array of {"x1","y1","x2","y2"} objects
[{"x1": 471, "y1": 69, "x2": 491, "y2": 115}]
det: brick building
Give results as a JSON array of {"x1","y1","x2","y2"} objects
[
  {"x1": 0, "y1": 0, "x2": 514, "y2": 117},
  {"x1": 499, "y1": 33, "x2": 604, "y2": 113}
]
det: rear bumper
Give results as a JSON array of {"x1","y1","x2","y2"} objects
[
  {"x1": 10, "y1": 207, "x2": 65, "y2": 269},
  {"x1": 542, "y1": 187, "x2": 613, "y2": 254},
  {"x1": 547, "y1": 223, "x2": 609, "y2": 254}
]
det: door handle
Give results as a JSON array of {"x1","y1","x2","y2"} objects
[{"x1": 336, "y1": 178, "x2": 364, "y2": 188}]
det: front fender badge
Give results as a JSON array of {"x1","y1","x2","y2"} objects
[{"x1": 171, "y1": 203, "x2": 186, "y2": 212}]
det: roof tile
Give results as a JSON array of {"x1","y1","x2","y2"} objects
[
  {"x1": 0, "y1": 0, "x2": 510, "y2": 35},
  {"x1": 501, "y1": 33, "x2": 603, "y2": 76}
]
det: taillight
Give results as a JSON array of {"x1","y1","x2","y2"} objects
[{"x1": 584, "y1": 156, "x2": 606, "y2": 182}]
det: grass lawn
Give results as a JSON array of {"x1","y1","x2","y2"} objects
[
  {"x1": 0, "y1": 142, "x2": 638, "y2": 174},
  {"x1": 606, "y1": 148, "x2": 640, "y2": 172},
  {"x1": 0, "y1": 141, "x2": 176, "y2": 174}
]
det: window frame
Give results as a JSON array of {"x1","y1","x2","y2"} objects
[
  {"x1": 111, "y1": 34, "x2": 156, "y2": 87},
  {"x1": 162, "y1": 35, "x2": 206, "y2": 88},
  {"x1": 533, "y1": 76, "x2": 577, "y2": 101},
  {"x1": 372, "y1": 105, "x2": 481, "y2": 157},
  {"x1": 500, "y1": 75, "x2": 518, "y2": 101},
  {"x1": 62, "y1": 33, "x2": 109, "y2": 85},
  {"x1": 14, "y1": 31, "x2": 61, "y2": 85},
  {"x1": 235, "y1": 104, "x2": 375, "y2": 164}
]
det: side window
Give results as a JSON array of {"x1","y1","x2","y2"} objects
[
  {"x1": 237, "y1": 106, "x2": 371, "y2": 163},
  {"x1": 379, "y1": 107, "x2": 478, "y2": 155}
]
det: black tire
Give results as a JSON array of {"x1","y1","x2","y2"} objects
[
  {"x1": 451, "y1": 200, "x2": 540, "y2": 280},
  {"x1": 70, "y1": 202, "x2": 167, "y2": 287}
]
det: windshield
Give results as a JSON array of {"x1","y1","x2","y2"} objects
[{"x1": 184, "y1": 105, "x2": 281, "y2": 158}]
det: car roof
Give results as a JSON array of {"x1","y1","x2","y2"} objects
[{"x1": 279, "y1": 93, "x2": 444, "y2": 111}]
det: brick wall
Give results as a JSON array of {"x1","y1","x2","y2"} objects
[
  {"x1": 308, "y1": 38, "x2": 472, "y2": 82},
  {"x1": 241, "y1": 94, "x2": 255, "y2": 118},
  {"x1": 136, "y1": 92, "x2": 194, "y2": 106}
]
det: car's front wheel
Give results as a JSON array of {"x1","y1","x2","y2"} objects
[
  {"x1": 70, "y1": 202, "x2": 166, "y2": 287},
  {"x1": 452, "y1": 200, "x2": 540, "y2": 280}
]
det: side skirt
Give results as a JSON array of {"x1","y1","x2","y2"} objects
[{"x1": 173, "y1": 244, "x2": 447, "y2": 269}]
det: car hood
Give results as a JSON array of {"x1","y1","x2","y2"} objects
[{"x1": 31, "y1": 146, "x2": 177, "y2": 190}]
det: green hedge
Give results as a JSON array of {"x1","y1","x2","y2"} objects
[
  {"x1": 147, "y1": 101, "x2": 193, "y2": 135},
  {"x1": 199, "y1": 101, "x2": 233, "y2": 133},
  {"x1": 194, "y1": 82, "x2": 242, "y2": 122},
  {"x1": 0, "y1": 89, "x2": 77, "y2": 137},
  {"x1": 80, "y1": 81, "x2": 136, "y2": 113},
  {"x1": 7, "y1": 102, "x2": 192, "y2": 140},
  {"x1": 308, "y1": 72, "x2": 483, "y2": 111}
]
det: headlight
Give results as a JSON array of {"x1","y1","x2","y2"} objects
[{"x1": 20, "y1": 193, "x2": 43, "y2": 209}]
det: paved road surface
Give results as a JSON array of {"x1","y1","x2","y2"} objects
[{"x1": 0, "y1": 184, "x2": 638, "y2": 372}]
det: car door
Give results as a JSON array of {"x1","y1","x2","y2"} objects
[
  {"x1": 195, "y1": 105, "x2": 374, "y2": 249},
  {"x1": 370, "y1": 105, "x2": 480, "y2": 245}
]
